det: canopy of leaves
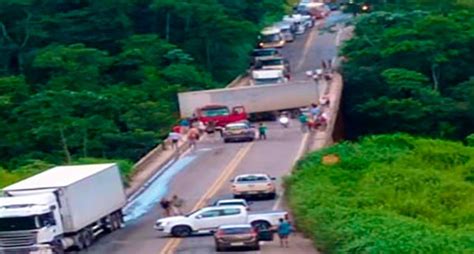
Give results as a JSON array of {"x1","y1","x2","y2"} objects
[
  {"x1": 287, "y1": 134, "x2": 474, "y2": 253},
  {"x1": 341, "y1": 8, "x2": 474, "y2": 140}
]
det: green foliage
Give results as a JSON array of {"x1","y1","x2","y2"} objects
[
  {"x1": 342, "y1": 8, "x2": 474, "y2": 140},
  {"x1": 287, "y1": 134, "x2": 474, "y2": 253}
]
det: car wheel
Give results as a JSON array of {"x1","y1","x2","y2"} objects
[
  {"x1": 252, "y1": 243, "x2": 261, "y2": 251},
  {"x1": 171, "y1": 225, "x2": 192, "y2": 237},
  {"x1": 215, "y1": 243, "x2": 223, "y2": 252},
  {"x1": 223, "y1": 139, "x2": 229, "y2": 143}
]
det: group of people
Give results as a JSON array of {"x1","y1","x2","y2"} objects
[
  {"x1": 167, "y1": 117, "x2": 204, "y2": 150},
  {"x1": 159, "y1": 195, "x2": 184, "y2": 217},
  {"x1": 298, "y1": 102, "x2": 329, "y2": 133}
]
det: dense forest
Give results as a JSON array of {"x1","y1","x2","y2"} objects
[
  {"x1": 0, "y1": 0, "x2": 290, "y2": 185},
  {"x1": 341, "y1": 0, "x2": 474, "y2": 140}
]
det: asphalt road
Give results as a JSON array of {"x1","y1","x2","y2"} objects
[{"x1": 81, "y1": 11, "x2": 348, "y2": 254}]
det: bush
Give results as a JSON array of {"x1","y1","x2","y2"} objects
[{"x1": 287, "y1": 134, "x2": 474, "y2": 253}]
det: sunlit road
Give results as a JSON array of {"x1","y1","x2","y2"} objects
[{"x1": 81, "y1": 11, "x2": 349, "y2": 254}]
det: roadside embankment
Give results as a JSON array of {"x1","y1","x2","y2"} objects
[{"x1": 286, "y1": 134, "x2": 474, "y2": 253}]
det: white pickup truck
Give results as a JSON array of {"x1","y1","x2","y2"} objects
[{"x1": 154, "y1": 206, "x2": 287, "y2": 237}]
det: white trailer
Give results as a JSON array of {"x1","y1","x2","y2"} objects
[
  {"x1": 0, "y1": 163, "x2": 126, "y2": 253},
  {"x1": 178, "y1": 81, "x2": 320, "y2": 119}
]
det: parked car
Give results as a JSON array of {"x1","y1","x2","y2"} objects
[
  {"x1": 250, "y1": 69, "x2": 288, "y2": 86},
  {"x1": 214, "y1": 224, "x2": 260, "y2": 252},
  {"x1": 222, "y1": 122, "x2": 256, "y2": 143},
  {"x1": 154, "y1": 205, "x2": 287, "y2": 237},
  {"x1": 274, "y1": 21, "x2": 295, "y2": 42},
  {"x1": 212, "y1": 199, "x2": 250, "y2": 210},
  {"x1": 231, "y1": 174, "x2": 277, "y2": 199}
]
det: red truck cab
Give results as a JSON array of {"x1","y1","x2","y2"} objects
[{"x1": 195, "y1": 105, "x2": 247, "y2": 128}]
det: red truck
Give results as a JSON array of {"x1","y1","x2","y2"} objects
[{"x1": 195, "y1": 105, "x2": 248, "y2": 129}]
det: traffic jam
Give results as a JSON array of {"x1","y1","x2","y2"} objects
[{"x1": 157, "y1": 1, "x2": 333, "y2": 252}]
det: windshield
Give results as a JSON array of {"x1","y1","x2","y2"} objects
[
  {"x1": 219, "y1": 202, "x2": 245, "y2": 206},
  {"x1": 0, "y1": 216, "x2": 39, "y2": 231},
  {"x1": 260, "y1": 59, "x2": 284, "y2": 67},
  {"x1": 255, "y1": 78, "x2": 282, "y2": 85},
  {"x1": 237, "y1": 175, "x2": 268, "y2": 182},
  {"x1": 261, "y1": 34, "x2": 282, "y2": 43},
  {"x1": 253, "y1": 50, "x2": 276, "y2": 57},
  {"x1": 201, "y1": 107, "x2": 230, "y2": 117},
  {"x1": 281, "y1": 28, "x2": 291, "y2": 33}
]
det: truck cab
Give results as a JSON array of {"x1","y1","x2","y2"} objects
[
  {"x1": 258, "y1": 26, "x2": 285, "y2": 49},
  {"x1": 196, "y1": 105, "x2": 247, "y2": 128},
  {"x1": 251, "y1": 69, "x2": 288, "y2": 86},
  {"x1": 0, "y1": 193, "x2": 63, "y2": 251}
]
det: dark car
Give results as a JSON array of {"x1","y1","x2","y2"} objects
[{"x1": 214, "y1": 224, "x2": 260, "y2": 252}]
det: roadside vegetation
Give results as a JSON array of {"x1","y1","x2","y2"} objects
[
  {"x1": 0, "y1": 0, "x2": 289, "y2": 186},
  {"x1": 287, "y1": 134, "x2": 474, "y2": 253}
]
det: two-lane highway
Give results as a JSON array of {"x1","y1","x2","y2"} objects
[{"x1": 83, "y1": 12, "x2": 349, "y2": 254}]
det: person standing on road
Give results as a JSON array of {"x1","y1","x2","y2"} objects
[
  {"x1": 159, "y1": 198, "x2": 171, "y2": 217},
  {"x1": 258, "y1": 123, "x2": 267, "y2": 140},
  {"x1": 277, "y1": 218, "x2": 292, "y2": 248},
  {"x1": 187, "y1": 127, "x2": 200, "y2": 149},
  {"x1": 298, "y1": 113, "x2": 308, "y2": 133},
  {"x1": 171, "y1": 195, "x2": 184, "y2": 215},
  {"x1": 167, "y1": 131, "x2": 181, "y2": 149}
]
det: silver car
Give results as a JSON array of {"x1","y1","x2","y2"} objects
[
  {"x1": 275, "y1": 21, "x2": 295, "y2": 42},
  {"x1": 222, "y1": 122, "x2": 256, "y2": 143}
]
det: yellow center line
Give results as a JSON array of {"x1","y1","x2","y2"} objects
[{"x1": 160, "y1": 142, "x2": 254, "y2": 254}]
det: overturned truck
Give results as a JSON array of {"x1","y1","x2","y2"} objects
[{"x1": 178, "y1": 81, "x2": 320, "y2": 121}]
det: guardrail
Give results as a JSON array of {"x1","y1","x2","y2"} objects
[{"x1": 226, "y1": 74, "x2": 249, "y2": 88}]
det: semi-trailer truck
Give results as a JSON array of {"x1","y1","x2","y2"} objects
[{"x1": 0, "y1": 163, "x2": 126, "y2": 253}]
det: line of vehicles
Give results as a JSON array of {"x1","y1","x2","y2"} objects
[{"x1": 155, "y1": 173, "x2": 282, "y2": 252}]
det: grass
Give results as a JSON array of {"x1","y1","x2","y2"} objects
[{"x1": 286, "y1": 134, "x2": 474, "y2": 253}]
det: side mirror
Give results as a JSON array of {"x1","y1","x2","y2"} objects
[
  {"x1": 196, "y1": 215, "x2": 202, "y2": 219},
  {"x1": 229, "y1": 179, "x2": 234, "y2": 183},
  {"x1": 271, "y1": 177, "x2": 277, "y2": 180}
]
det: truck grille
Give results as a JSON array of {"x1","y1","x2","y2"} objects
[{"x1": 0, "y1": 231, "x2": 37, "y2": 248}]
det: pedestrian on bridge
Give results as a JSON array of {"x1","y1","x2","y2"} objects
[
  {"x1": 159, "y1": 198, "x2": 171, "y2": 217},
  {"x1": 171, "y1": 195, "x2": 184, "y2": 215},
  {"x1": 258, "y1": 123, "x2": 267, "y2": 140}
]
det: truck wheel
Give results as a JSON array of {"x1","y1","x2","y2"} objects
[
  {"x1": 82, "y1": 229, "x2": 93, "y2": 248},
  {"x1": 52, "y1": 240, "x2": 65, "y2": 254},
  {"x1": 171, "y1": 225, "x2": 192, "y2": 237}
]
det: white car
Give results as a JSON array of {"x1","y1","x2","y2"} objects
[
  {"x1": 230, "y1": 174, "x2": 277, "y2": 199},
  {"x1": 154, "y1": 205, "x2": 287, "y2": 237}
]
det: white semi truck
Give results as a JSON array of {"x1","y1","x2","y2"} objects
[{"x1": 0, "y1": 163, "x2": 126, "y2": 253}]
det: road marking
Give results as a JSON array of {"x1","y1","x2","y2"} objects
[
  {"x1": 293, "y1": 132, "x2": 310, "y2": 165},
  {"x1": 159, "y1": 142, "x2": 254, "y2": 254},
  {"x1": 296, "y1": 27, "x2": 318, "y2": 71}
]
